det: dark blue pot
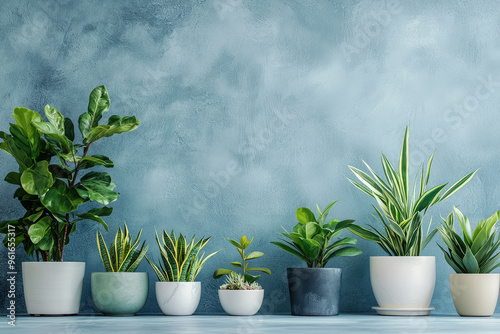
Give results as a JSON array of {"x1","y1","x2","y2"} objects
[{"x1": 287, "y1": 268, "x2": 342, "y2": 316}]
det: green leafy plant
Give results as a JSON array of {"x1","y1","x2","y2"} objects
[
  {"x1": 146, "y1": 229, "x2": 218, "y2": 282},
  {"x1": 220, "y1": 272, "x2": 262, "y2": 290},
  {"x1": 0, "y1": 86, "x2": 140, "y2": 261},
  {"x1": 96, "y1": 222, "x2": 148, "y2": 272},
  {"x1": 347, "y1": 127, "x2": 477, "y2": 256},
  {"x1": 271, "y1": 201, "x2": 362, "y2": 268},
  {"x1": 438, "y1": 207, "x2": 500, "y2": 273},
  {"x1": 213, "y1": 236, "x2": 271, "y2": 288}
]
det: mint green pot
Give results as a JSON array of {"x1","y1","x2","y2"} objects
[{"x1": 91, "y1": 272, "x2": 148, "y2": 316}]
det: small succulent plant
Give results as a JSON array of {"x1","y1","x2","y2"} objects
[
  {"x1": 438, "y1": 207, "x2": 500, "y2": 273},
  {"x1": 220, "y1": 272, "x2": 262, "y2": 290}
]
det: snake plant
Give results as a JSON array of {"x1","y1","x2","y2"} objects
[
  {"x1": 347, "y1": 127, "x2": 477, "y2": 256},
  {"x1": 146, "y1": 229, "x2": 218, "y2": 282},
  {"x1": 213, "y1": 236, "x2": 271, "y2": 287},
  {"x1": 438, "y1": 207, "x2": 500, "y2": 273},
  {"x1": 97, "y1": 223, "x2": 148, "y2": 272},
  {"x1": 271, "y1": 201, "x2": 362, "y2": 268}
]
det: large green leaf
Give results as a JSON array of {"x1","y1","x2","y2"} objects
[
  {"x1": 244, "y1": 251, "x2": 264, "y2": 260},
  {"x1": 12, "y1": 107, "x2": 42, "y2": 159},
  {"x1": 44, "y1": 105, "x2": 65, "y2": 135},
  {"x1": 4, "y1": 172, "x2": 21, "y2": 185},
  {"x1": 88, "y1": 85, "x2": 110, "y2": 127},
  {"x1": 86, "y1": 206, "x2": 113, "y2": 217},
  {"x1": 76, "y1": 172, "x2": 119, "y2": 205},
  {"x1": 20, "y1": 160, "x2": 54, "y2": 195},
  {"x1": 3, "y1": 134, "x2": 32, "y2": 170},
  {"x1": 271, "y1": 241, "x2": 307, "y2": 262},
  {"x1": 87, "y1": 115, "x2": 141, "y2": 143},
  {"x1": 213, "y1": 268, "x2": 233, "y2": 279},
  {"x1": 64, "y1": 118, "x2": 75, "y2": 141},
  {"x1": 246, "y1": 267, "x2": 272, "y2": 275},
  {"x1": 463, "y1": 247, "x2": 480, "y2": 273},
  {"x1": 32, "y1": 120, "x2": 73, "y2": 154},
  {"x1": 28, "y1": 216, "x2": 52, "y2": 244},
  {"x1": 41, "y1": 179, "x2": 84, "y2": 213}
]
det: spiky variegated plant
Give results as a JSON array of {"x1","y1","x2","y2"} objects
[
  {"x1": 96, "y1": 223, "x2": 148, "y2": 272},
  {"x1": 271, "y1": 201, "x2": 362, "y2": 268},
  {"x1": 146, "y1": 229, "x2": 218, "y2": 282},
  {"x1": 438, "y1": 207, "x2": 500, "y2": 273},
  {"x1": 347, "y1": 127, "x2": 477, "y2": 256}
]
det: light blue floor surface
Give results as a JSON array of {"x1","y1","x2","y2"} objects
[{"x1": 2, "y1": 314, "x2": 500, "y2": 333}]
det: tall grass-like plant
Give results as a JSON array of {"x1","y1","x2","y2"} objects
[
  {"x1": 96, "y1": 223, "x2": 148, "y2": 272},
  {"x1": 146, "y1": 229, "x2": 217, "y2": 282},
  {"x1": 438, "y1": 208, "x2": 500, "y2": 273},
  {"x1": 347, "y1": 127, "x2": 477, "y2": 256}
]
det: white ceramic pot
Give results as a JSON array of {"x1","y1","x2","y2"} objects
[
  {"x1": 218, "y1": 289, "x2": 264, "y2": 316},
  {"x1": 450, "y1": 273, "x2": 500, "y2": 317},
  {"x1": 155, "y1": 281, "x2": 201, "y2": 315},
  {"x1": 370, "y1": 256, "x2": 435, "y2": 310},
  {"x1": 22, "y1": 262, "x2": 85, "y2": 315}
]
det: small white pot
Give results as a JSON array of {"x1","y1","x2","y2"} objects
[
  {"x1": 370, "y1": 256, "x2": 435, "y2": 310},
  {"x1": 450, "y1": 273, "x2": 500, "y2": 317},
  {"x1": 218, "y1": 289, "x2": 264, "y2": 316},
  {"x1": 22, "y1": 262, "x2": 85, "y2": 315},
  {"x1": 155, "y1": 281, "x2": 201, "y2": 315}
]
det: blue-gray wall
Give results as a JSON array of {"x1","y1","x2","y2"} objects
[{"x1": 1, "y1": 0, "x2": 499, "y2": 315}]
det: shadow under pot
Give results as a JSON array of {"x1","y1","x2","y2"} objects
[
  {"x1": 22, "y1": 262, "x2": 85, "y2": 316},
  {"x1": 450, "y1": 273, "x2": 500, "y2": 317},
  {"x1": 287, "y1": 268, "x2": 342, "y2": 316},
  {"x1": 155, "y1": 281, "x2": 201, "y2": 315},
  {"x1": 91, "y1": 272, "x2": 148, "y2": 316}
]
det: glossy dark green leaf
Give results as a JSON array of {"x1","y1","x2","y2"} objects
[
  {"x1": 213, "y1": 268, "x2": 233, "y2": 279},
  {"x1": 64, "y1": 118, "x2": 75, "y2": 141},
  {"x1": 20, "y1": 160, "x2": 54, "y2": 195},
  {"x1": 244, "y1": 251, "x2": 264, "y2": 260},
  {"x1": 88, "y1": 85, "x2": 110, "y2": 127},
  {"x1": 41, "y1": 179, "x2": 84, "y2": 213},
  {"x1": 76, "y1": 172, "x2": 119, "y2": 205},
  {"x1": 78, "y1": 112, "x2": 92, "y2": 139},
  {"x1": 246, "y1": 267, "x2": 271, "y2": 275},
  {"x1": 12, "y1": 107, "x2": 42, "y2": 159},
  {"x1": 87, "y1": 206, "x2": 113, "y2": 217},
  {"x1": 44, "y1": 105, "x2": 65, "y2": 135},
  {"x1": 4, "y1": 172, "x2": 21, "y2": 185},
  {"x1": 78, "y1": 155, "x2": 114, "y2": 169}
]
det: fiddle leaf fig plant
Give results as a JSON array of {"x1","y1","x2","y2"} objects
[
  {"x1": 214, "y1": 236, "x2": 271, "y2": 289},
  {"x1": 438, "y1": 208, "x2": 500, "y2": 273},
  {"x1": 347, "y1": 127, "x2": 477, "y2": 256},
  {"x1": 0, "y1": 86, "x2": 140, "y2": 261},
  {"x1": 271, "y1": 201, "x2": 362, "y2": 268}
]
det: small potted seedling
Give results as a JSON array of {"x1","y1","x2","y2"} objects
[
  {"x1": 92, "y1": 223, "x2": 149, "y2": 316},
  {"x1": 438, "y1": 207, "x2": 500, "y2": 317},
  {"x1": 147, "y1": 229, "x2": 218, "y2": 316},
  {"x1": 214, "y1": 236, "x2": 271, "y2": 316}
]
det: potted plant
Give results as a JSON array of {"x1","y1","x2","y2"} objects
[
  {"x1": 213, "y1": 236, "x2": 271, "y2": 316},
  {"x1": 0, "y1": 86, "x2": 140, "y2": 315},
  {"x1": 437, "y1": 207, "x2": 500, "y2": 317},
  {"x1": 146, "y1": 229, "x2": 218, "y2": 316},
  {"x1": 92, "y1": 223, "x2": 149, "y2": 316},
  {"x1": 347, "y1": 127, "x2": 476, "y2": 316},
  {"x1": 271, "y1": 201, "x2": 362, "y2": 316}
]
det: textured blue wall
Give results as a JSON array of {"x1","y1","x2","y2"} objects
[{"x1": 1, "y1": 0, "x2": 499, "y2": 315}]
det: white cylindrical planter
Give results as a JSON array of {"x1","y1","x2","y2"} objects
[
  {"x1": 450, "y1": 273, "x2": 500, "y2": 317},
  {"x1": 370, "y1": 256, "x2": 435, "y2": 315},
  {"x1": 218, "y1": 289, "x2": 264, "y2": 316},
  {"x1": 22, "y1": 262, "x2": 85, "y2": 315},
  {"x1": 155, "y1": 282, "x2": 201, "y2": 316}
]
